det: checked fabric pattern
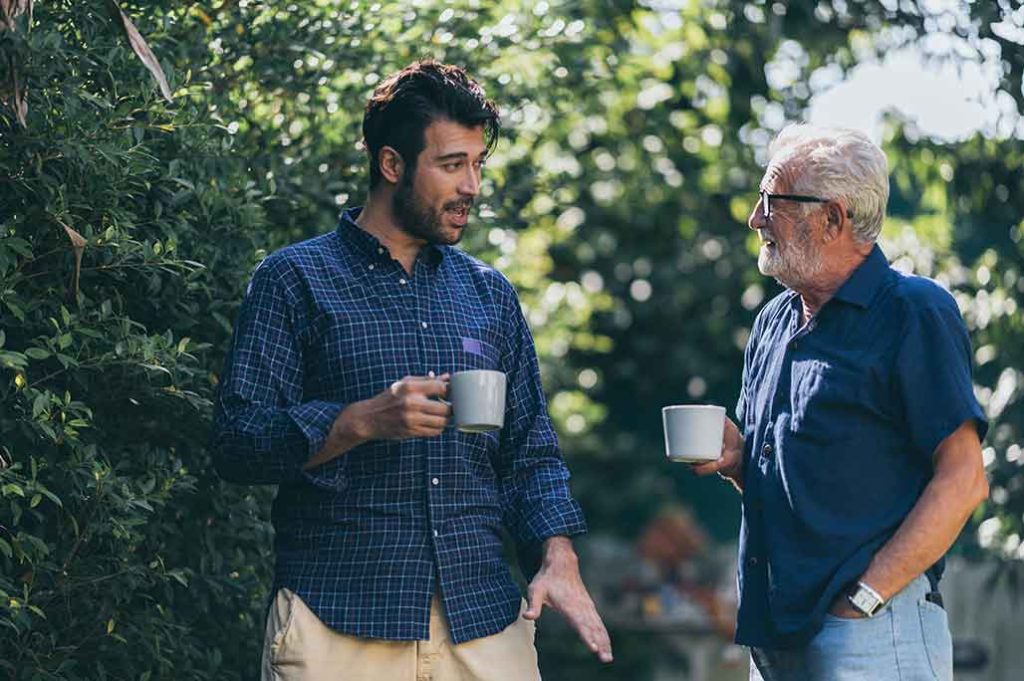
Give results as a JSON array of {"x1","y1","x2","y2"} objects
[{"x1": 211, "y1": 208, "x2": 586, "y2": 643}]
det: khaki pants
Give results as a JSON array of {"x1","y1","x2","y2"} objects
[{"x1": 261, "y1": 589, "x2": 541, "y2": 681}]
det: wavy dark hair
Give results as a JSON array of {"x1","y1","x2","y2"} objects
[{"x1": 362, "y1": 60, "x2": 501, "y2": 189}]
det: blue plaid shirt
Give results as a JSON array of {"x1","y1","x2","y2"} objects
[{"x1": 211, "y1": 208, "x2": 586, "y2": 644}]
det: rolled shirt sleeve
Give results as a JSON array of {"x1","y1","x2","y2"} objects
[
  {"x1": 210, "y1": 257, "x2": 345, "y2": 484},
  {"x1": 496, "y1": 289, "x2": 587, "y2": 544},
  {"x1": 896, "y1": 291, "x2": 988, "y2": 461}
]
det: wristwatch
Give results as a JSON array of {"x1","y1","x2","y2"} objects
[{"x1": 847, "y1": 581, "x2": 887, "y2": 617}]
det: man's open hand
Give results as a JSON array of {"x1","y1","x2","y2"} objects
[{"x1": 523, "y1": 537, "x2": 613, "y2": 664}]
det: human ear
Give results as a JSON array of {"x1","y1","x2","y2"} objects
[
  {"x1": 378, "y1": 146, "x2": 405, "y2": 185},
  {"x1": 822, "y1": 201, "x2": 846, "y2": 241}
]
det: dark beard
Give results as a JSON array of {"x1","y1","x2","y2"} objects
[{"x1": 391, "y1": 171, "x2": 464, "y2": 245}]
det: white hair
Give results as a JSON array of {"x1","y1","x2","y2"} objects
[{"x1": 768, "y1": 124, "x2": 889, "y2": 244}]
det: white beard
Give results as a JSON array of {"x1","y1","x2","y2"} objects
[{"x1": 757, "y1": 225, "x2": 825, "y2": 290}]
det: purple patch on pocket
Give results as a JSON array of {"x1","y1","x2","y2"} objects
[{"x1": 462, "y1": 337, "x2": 485, "y2": 356}]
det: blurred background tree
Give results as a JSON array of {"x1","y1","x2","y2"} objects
[{"x1": 1, "y1": 0, "x2": 1020, "y2": 679}]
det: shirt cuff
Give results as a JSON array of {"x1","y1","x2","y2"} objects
[
  {"x1": 918, "y1": 405, "x2": 989, "y2": 462},
  {"x1": 287, "y1": 400, "x2": 346, "y2": 464},
  {"x1": 520, "y1": 498, "x2": 588, "y2": 543}
]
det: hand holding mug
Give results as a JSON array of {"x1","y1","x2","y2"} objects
[
  {"x1": 357, "y1": 374, "x2": 453, "y2": 441},
  {"x1": 691, "y1": 416, "x2": 744, "y2": 486}
]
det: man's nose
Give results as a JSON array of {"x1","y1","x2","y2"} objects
[
  {"x1": 458, "y1": 167, "x2": 480, "y2": 197},
  {"x1": 748, "y1": 196, "x2": 766, "y2": 232}
]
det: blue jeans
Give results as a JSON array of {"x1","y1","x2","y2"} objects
[{"x1": 750, "y1": 575, "x2": 952, "y2": 681}]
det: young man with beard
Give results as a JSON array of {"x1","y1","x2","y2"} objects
[
  {"x1": 693, "y1": 125, "x2": 988, "y2": 680},
  {"x1": 211, "y1": 61, "x2": 612, "y2": 680}
]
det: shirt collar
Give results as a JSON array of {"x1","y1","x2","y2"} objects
[
  {"x1": 336, "y1": 207, "x2": 446, "y2": 268},
  {"x1": 831, "y1": 244, "x2": 890, "y2": 308}
]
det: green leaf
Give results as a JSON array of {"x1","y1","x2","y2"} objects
[
  {"x1": 1, "y1": 484, "x2": 25, "y2": 498},
  {"x1": 25, "y1": 348, "x2": 51, "y2": 360},
  {"x1": 4, "y1": 301, "x2": 25, "y2": 322},
  {"x1": 56, "y1": 353, "x2": 79, "y2": 368},
  {"x1": 0, "y1": 351, "x2": 28, "y2": 370},
  {"x1": 38, "y1": 488, "x2": 63, "y2": 508},
  {"x1": 3, "y1": 237, "x2": 33, "y2": 258},
  {"x1": 211, "y1": 312, "x2": 233, "y2": 333},
  {"x1": 0, "y1": 538, "x2": 11, "y2": 559},
  {"x1": 32, "y1": 394, "x2": 48, "y2": 418}
]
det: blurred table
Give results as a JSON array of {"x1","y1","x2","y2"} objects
[{"x1": 606, "y1": 615, "x2": 733, "y2": 681}]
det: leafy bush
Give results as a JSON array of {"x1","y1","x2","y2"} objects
[{"x1": 1, "y1": 2, "x2": 272, "y2": 677}]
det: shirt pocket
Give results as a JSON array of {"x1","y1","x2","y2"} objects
[
  {"x1": 788, "y1": 360, "x2": 866, "y2": 442},
  {"x1": 445, "y1": 331, "x2": 502, "y2": 373}
]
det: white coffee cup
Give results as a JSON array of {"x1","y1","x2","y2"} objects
[
  {"x1": 662, "y1": 405, "x2": 726, "y2": 463},
  {"x1": 449, "y1": 370, "x2": 507, "y2": 433}
]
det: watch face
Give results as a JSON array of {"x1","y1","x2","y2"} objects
[{"x1": 850, "y1": 586, "x2": 883, "y2": 616}]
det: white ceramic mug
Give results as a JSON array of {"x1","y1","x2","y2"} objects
[
  {"x1": 449, "y1": 370, "x2": 507, "y2": 433},
  {"x1": 662, "y1": 405, "x2": 726, "y2": 463}
]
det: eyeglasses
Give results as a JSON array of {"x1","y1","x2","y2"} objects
[{"x1": 758, "y1": 190, "x2": 828, "y2": 221}]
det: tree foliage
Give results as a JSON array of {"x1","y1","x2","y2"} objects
[{"x1": 1, "y1": 1, "x2": 1021, "y2": 679}]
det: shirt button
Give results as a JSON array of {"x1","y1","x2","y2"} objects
[
  {"x1": 367, "y1": 264, "x2": 375, "y2": 271},
  {"x1": 377, "y1": 247, "x2": 385, "y2": 255},
  {"x1": 748, "y1": 556, "x2": 759, "y2": 567},
  {"x1": 421, "y1": 322, "x2": 428, "y2": 329},
  {"x1": 762, "y1": 443, "x2": 773, "y2": 456},
  {"x1": 433, "y1": 529, "x2": 439, "y2": 538},
  {"x1": 399, "y1": 278, "x2": 407, "y2": 285},
  {"x1": 431, "y1": 477, "x2": 439, "y2": 486}
]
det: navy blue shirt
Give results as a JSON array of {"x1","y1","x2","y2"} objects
[
  {"x1": 210, "y1": 208, "x2": 586, "y2": 644},
  {"x1": 735, "y1": 245, "x2": 987, "y2": 648}
]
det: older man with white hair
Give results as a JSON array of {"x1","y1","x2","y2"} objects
[{"x1": 694, "y1": 125, "x2": 989, "y2": 680}]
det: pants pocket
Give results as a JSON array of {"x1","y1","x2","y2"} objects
[
  {"x1": 918, "y1": 599, "x2": 953, "y2": 680},
  {"x1": 268, "y1": 588, "x2": 300, "y2": 666}
]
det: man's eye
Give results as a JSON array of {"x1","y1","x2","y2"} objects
[
  {"x1": 444, "y1": 162, "x2": 463, "y2": 172},
  {"x1": 474, "y1": 160, "x2": 487, "y2": 170}
]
